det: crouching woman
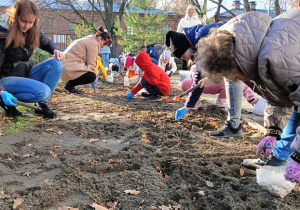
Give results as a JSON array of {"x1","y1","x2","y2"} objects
[{"x1": 0, "y1": 0, "x2": 64, "y2": 119}]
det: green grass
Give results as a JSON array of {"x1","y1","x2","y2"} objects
[{"x1": 1, "y1": 115, "x2": 38, "y2": 134}]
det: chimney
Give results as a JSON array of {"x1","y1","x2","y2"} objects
[
  {"x1": 249, "y1": 1, "x2": 257, "y2": 10},
  {"x1": 232, "y1": 1, "x2": 241, "y2": 9}
]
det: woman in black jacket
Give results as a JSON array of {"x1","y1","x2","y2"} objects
[{"x1": 0, "y1": 0, "x2": 64, "y2": 119}]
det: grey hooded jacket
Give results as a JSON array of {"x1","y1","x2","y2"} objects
[{"x1": 219, "y1": 9, "x2": 300, "y2": 150}]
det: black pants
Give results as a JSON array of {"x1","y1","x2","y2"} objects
[
  {"x1": 68, "y1": 72, "x2": 96, "y2": 87},
  {"x1": 140, "y1": 78, "x2": 162, "y2": 96},
  {"x1": 182, "y1": 59, "x2": 188, "y2": 70}
]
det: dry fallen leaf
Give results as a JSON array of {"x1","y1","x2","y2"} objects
[
  {"x1": 22, "y1": 153, "x2": 34, "y2": 158},
  {"x1": 155, "y1": 165, "x2": 161, "y2": 171},
  {"x1": 57, "y1": 130, "x2": 63, "y2": 135},
  {"x1": 13, "y1": 197, "x2": 24, "y2": 209},
  {"x1": 63, "y1": 151, "x2": 71, "y2": 156},
  {"x1": 142, "y1": 139, "x2": 150, "y2": 144},
  {"x1": 54, "y1": 146, "x2": 62, "y2": 149},
  {"x1": 142, "y1": 134, "x2": 147, "y2": 139},
  {"x1": 27, "y1": 144, "x2": 32, "y2": 147},
  {"x1": 89, "y1": 138, "x2": 99, "y2": 143},
  {"x1": 50, "y1": 118, "x2": 58, "y2": 122},
  {"x1": 242, "y1": 124, "x2": 249, "y2": 129},
  {"x1": 0, "y1": 194, "x2": 9, "y2": 199},
  {"x1": 102, "y1": 139, "x2": 107, "y2": 143},
  {"x1": 45, "y1": 128, "x2": 55, "y2": 132},
  {"x1": 90, "y1": 203, "x2": 109, "y2": 210},
  {"x1": 158, "y1": 205, "x2": 169, "y2": 210},
  {"x1": 58, "y1": 207, "x2": 79, "y2": 210},
  {"x1": 240, "y1": 168, "x2": 245, "y2": 177},
  {"x1": 49, "y1": 151, "x2": 57, "y2": 158},
  {"x1": 198, "y1": 190, "x2": 205, "y2": 196},
  {"x1": 150, "y1": 206, "x2": 158, "y2": 210},
  {"x1": 124, "y1": 189, "x2": 140, "y2": 195},
  {"x1": 108, "y1": 159, "x2": 116, "y2": 164}
]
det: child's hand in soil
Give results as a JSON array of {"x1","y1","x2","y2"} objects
[
  {"x1": 285, "y1": 158, "x2": 300, "y2": 183},
  {"x1": 126, "y1": 92, "x2": 133, "y2": 99},
  {"x1": 175, "y1": 107, "x2": 188, "y2": 120},
  {"x1": 256, "y1": 136, "x2": 276, "y2": 161}
]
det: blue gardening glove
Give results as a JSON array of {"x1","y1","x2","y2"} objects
[
  {"x1": 91, "y1": 81, "x2": 98, "y2": 89},
  {"x1": 1, "y1": 91, "x2": 17, "y2": 106},
  {"x1": 175, "y1": 107, "x2": 188, "y2": 120},
  {"x1": 126, "y1": 92, "x2": 133, "y2": 99}
]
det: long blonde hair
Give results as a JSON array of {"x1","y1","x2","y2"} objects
[{"x1": 5, "y1": 0, "x2": 40, "y2": 49}]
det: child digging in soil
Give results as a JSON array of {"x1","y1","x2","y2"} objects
[
  {"x1": 195, "y1": 8, "x2": 300, "y2": 181},
  {"x1": 125, "y1": 52, "x2": 170, "y2": 101}
]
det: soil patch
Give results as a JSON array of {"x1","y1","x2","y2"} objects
[{"x1": 0, "y1": 76, "x2": 299, "y2": 210}]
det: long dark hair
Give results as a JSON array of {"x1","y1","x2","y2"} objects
[
  {"x1": 6, "y1": 0, "x2": 40, "y2": 49},
  {"x1": 95, "y1": 26, "x2": 112, "y2": 47}
]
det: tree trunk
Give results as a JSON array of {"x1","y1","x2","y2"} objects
[
  {"x1": 243, "y1": 0, "x2": 250, "y2": 12},
  {"x1": 214, "y1": 0, "x2": 223, "y2": 22},
  {"x1": 274, "y1": 0, "x2": 281, "y2": 16}
]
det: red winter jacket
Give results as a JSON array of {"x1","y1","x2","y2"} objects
[{"x1": 130, "y1": 52, "x2": 170, "y2": 96}]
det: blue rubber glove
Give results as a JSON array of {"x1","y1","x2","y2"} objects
[
  {"x1": 91, "y1": 81, "x2": 98, "y2": 89},
  {"x1": 1, "y1": 91, "x2": 17, "y2": 106},
  {"x1": 175, "y1": 107, "x2": 188, "y2": 120},
  {"x1": 126, "y1": 92, "x2": 133, "y2": 99}
]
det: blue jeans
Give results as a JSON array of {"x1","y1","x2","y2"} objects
[
  {"x1": 101, "y1": 53, "x2": 110, "y2": 68},
  {"x1": 1, "y1": 58, "x2": 63, "y2": 103},
  {"x1": 140, "y1": 78, "x2": 162, "y2": 96},
  {"x1": 225, "y1": 78, "x2": 244, "y2": 127},
  {"x1": 273, "y1": 109, "x2": 300, "y2": 161}
]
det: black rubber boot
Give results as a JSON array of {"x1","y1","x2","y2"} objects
[
  {"x1": 64, "y1": 82, "x2": 83, "y2": 94},
  {"x1": 0, "y1": 98, "x2": 22, "y2": 117},
  {"x1": 35, "y1": 103, "x2": 57, "y2": 119}
]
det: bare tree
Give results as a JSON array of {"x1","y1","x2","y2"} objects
[
  {"x1": 209, "y1": 0, "x2": 236, "y2": 18},
  {"x1": 242, "y1": 0, "x2": 250, "y2": 12},
  {"x1": 274, "y1": 0, "x2": 281, "y2": 16},
  {"x1": 158, "y1": 0, "x2": 189, "y2": 15},
  {"x1": 190, "y1": 0, "x2": 208, "y2": 19},
  {"x1": 213, "y1": 0, "x2": 223, "y2": 22},
  {"x1": 39, "y1": 0, "x2": 132, "y2": 32}
]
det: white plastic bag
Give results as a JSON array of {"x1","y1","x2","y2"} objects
[
  {"x1": 256, "y1": 166, "x2": 295, "y2": 198},
  {"x1": 107, "y1": 74, "x2": 114, "y2": 83}
]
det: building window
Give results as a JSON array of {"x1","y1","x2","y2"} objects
[
  {"x1": 53, "y1": 34, "x2": 67, "y2": 43},
  {"x1": 127, "y1": 26, "x2": 134, "y2": 35}
]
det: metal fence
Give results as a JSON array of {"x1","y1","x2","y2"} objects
[{"x1": 44, "y1": 33, "x2": 78, "y2": 50}]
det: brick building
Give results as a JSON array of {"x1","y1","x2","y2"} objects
[{"x1": 0, "y1": 0, "x2": 182, "y2": 56}]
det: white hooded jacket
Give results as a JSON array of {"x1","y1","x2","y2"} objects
[{"x1": 177, "y1": 14, "x2": 201, "y2": 33}]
